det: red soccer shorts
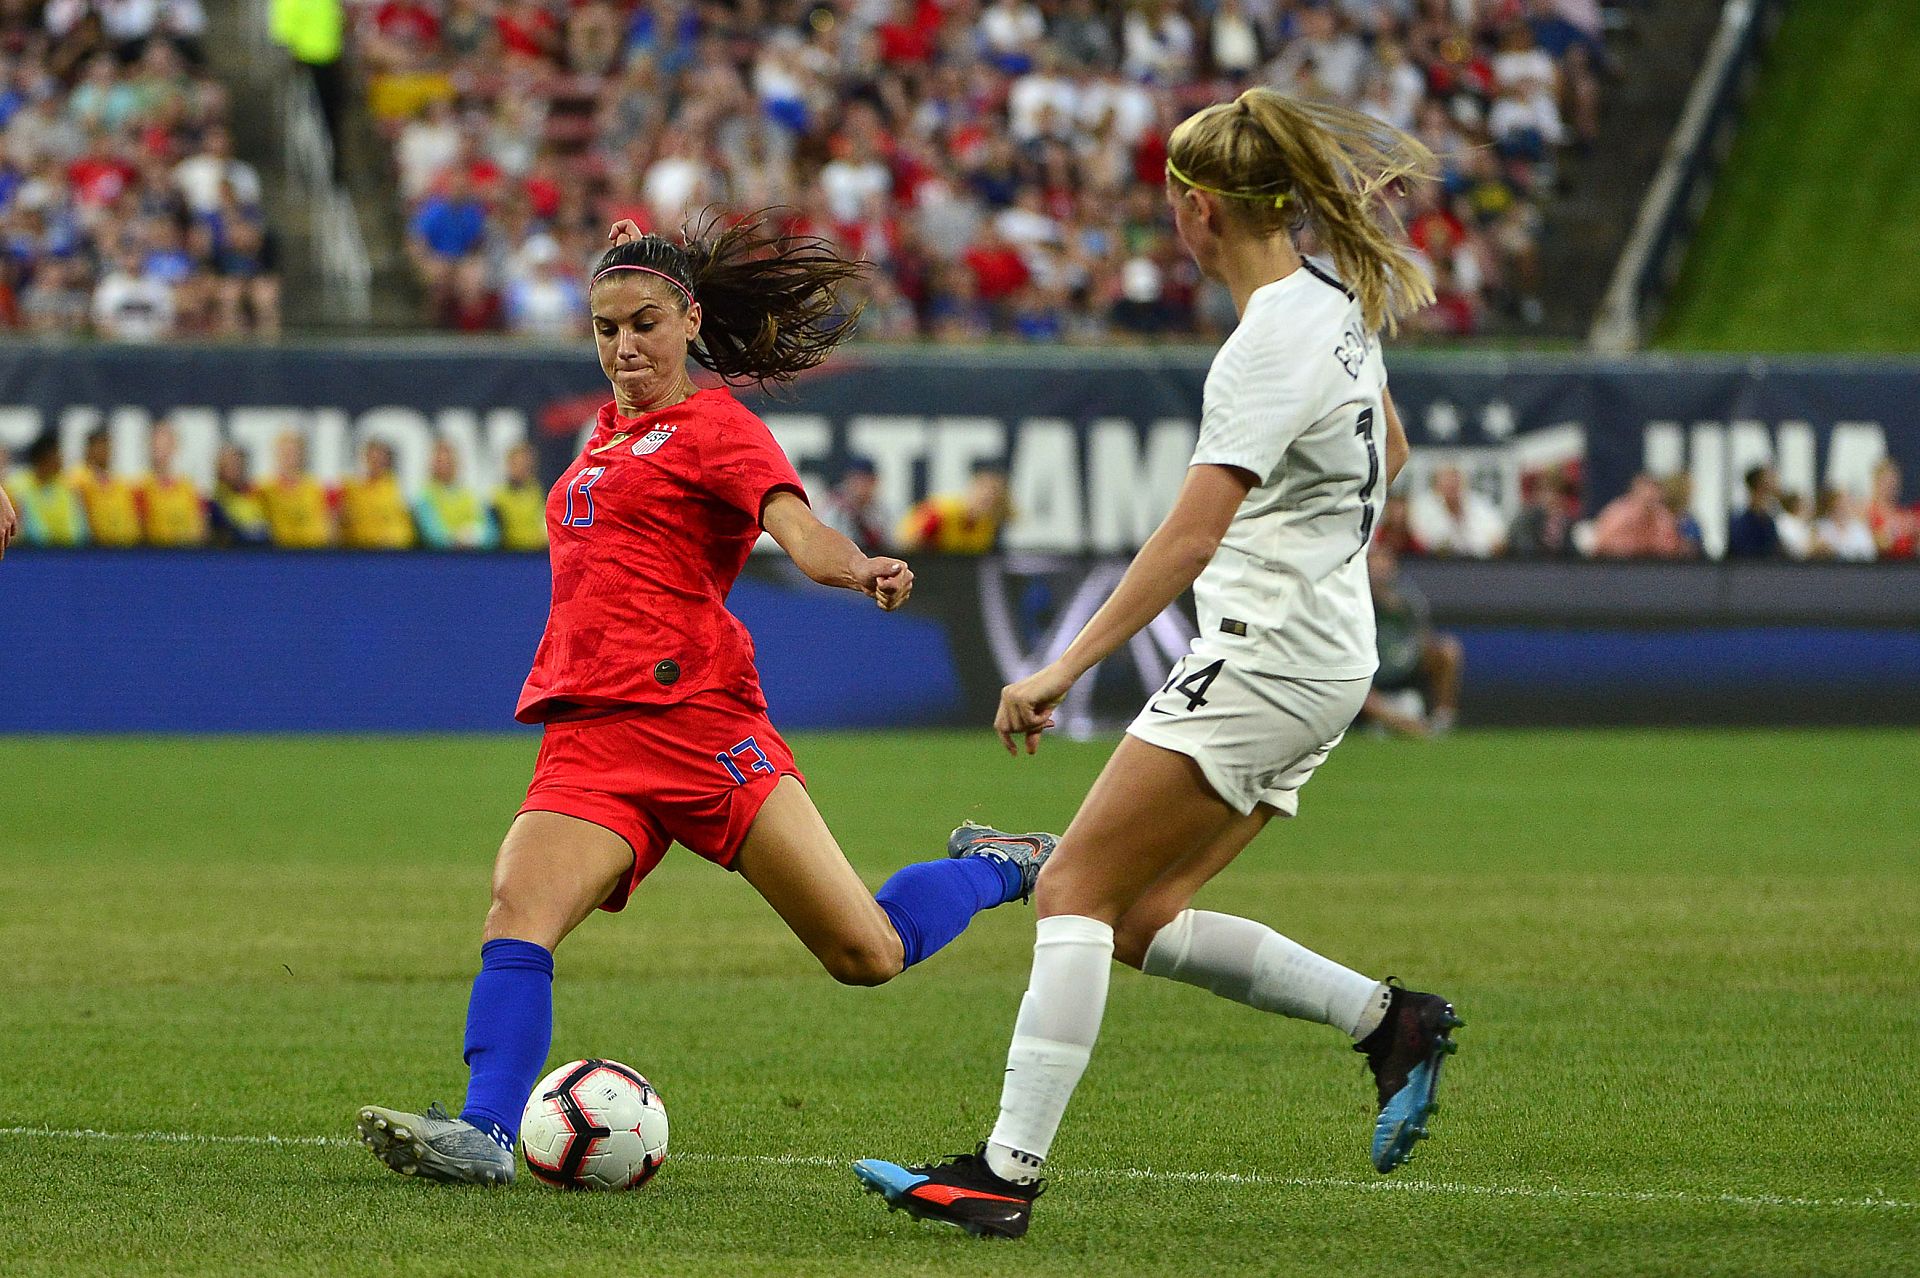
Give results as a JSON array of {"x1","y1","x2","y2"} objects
[{"x1": 516, "y1": 692, "x2": 804, "y2": 912}]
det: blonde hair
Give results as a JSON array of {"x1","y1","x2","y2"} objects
[{"x1": 1166, "y1": 88, "x2": 1436, "y2": 334}]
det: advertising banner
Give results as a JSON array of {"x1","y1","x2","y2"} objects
[
  {"x1": 3, "y1": 550, "x2": 1913, "y2": 733},
  {"x1": 1, "y1": 345, "x2": 1916, "y2": 559}
]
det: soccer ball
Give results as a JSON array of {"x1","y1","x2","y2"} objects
[{"x1": 520, "y1": 1058, "x2": 669, "y2": 1190}]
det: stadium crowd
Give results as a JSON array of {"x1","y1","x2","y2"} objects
[
  {"x1": 0, "y1": 0, "x2": 283, "y2": 339},
  {"x1": 0, "y1": 427, "x2": 550, "y2": 549},
  {"x1": 1383, "y1": 458, "x2": 1920, "y2": 562},
  {"x1": 362, "y1": 0, "x2": 1613, "y2": 340}
]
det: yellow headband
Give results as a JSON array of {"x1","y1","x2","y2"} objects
[{"x1": 1164, "y1": 158, "x2": 1288, "y2": 209}]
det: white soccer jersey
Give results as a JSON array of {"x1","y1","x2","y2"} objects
[{"x1": 1187, "y1": 260, "x2": 1389, "y2": 680}]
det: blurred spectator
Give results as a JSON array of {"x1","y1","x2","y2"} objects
[
  {"x1": 206, "y1": 188, "x2": 281, "y2": 337},
  {"x1": 1724, "y1": 465, "x2": 1781, "y2": 560},
  {"x1": 819, "y1": 458, "x2": 889, "y2": 556},
  {"x1": 503, "y1": 238, "x2": 585, "y2": 338},
  {"x1": 1813, "y1": 488, "x2": 1876, "y2": 562},
  {"x1": 259, "y1": 430, "x2": 336, "y2": 548},
  {"x1": 1506, "y1": 465, "x2": 1577, "y2": 557},
  {"x1": 91, "y1": 248, "x2": 175, "y2": 341},
  {"x1": 1409, "y1": 465, "x2": 1506, "y2": 558},
  {"x1": 340, "y1": 439, "x2": 417, "y2": 549},
  {"x1": 897, "y1": 462, "x2": 1011, "y2": 554},
  {"x1": 1362, "y1": 540, "x2": 1462, "y2": 738},
  {"x1": 356, "y1": 0, "x2": 1608, "y2": 339},
  {"x1": 396, "y1": 98, "x2": 459, "y2": 199},
  {"x1": 1210, "y1": 0, "x2": 1262, "y2": 77},
  {"x1": 980, "y1": 0, "x2": 1046, "y2": 73},
  {"x1": 1663, "y1": 473, "x2": 1704, "y2": 557},
  {"x1": 138, "y1": 418, "x2": 207, "y2": 545},
  {"x1": 415, "y1": 438, "x2": 496, "y2": 549},
  {"x1": 1865, "y1": 458, "x2": 1916, "y2": 560},
  {"x1": 409, "y1": 167, "x2": 488, "y2": 294},
  {"x1": 20, "y1": 260, "x2": 91, "y2": 336},
  {"x1": 1588, "y1": 472, "x2": 1686, "y2": 560},
  {"x1": 173, "y1": 126, "x2": 259, "y2": 216},
  {"x1": 208, "y1": 442, "x2": 269, "y2": 546},
  {"x1": 1775, "y1": 491, "x2": 1813, "y2": 561},
  {"x1": 436, "y1": 252, "x2": 504, "y2": 331},
  {"x1": 6, "y1": 432, "x2": 88, "y2": 545},
  {"x1": 492, "y1": 441, "x2": 548, "y2": 551},
  {"x1": 70, "y1": 427, "x2": 141, "y2": 546}
]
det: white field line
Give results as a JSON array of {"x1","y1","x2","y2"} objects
[{"x1": 1, "y1": 1125, "x2": 1912, "y2": 1215}]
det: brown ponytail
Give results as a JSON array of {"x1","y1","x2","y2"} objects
[
  {"x1": 590, "y1": 210, "x2": 868, "y2": 389},
  {"x1": 1166, "y1": 88, "x2": 1436, "y2": 334}
]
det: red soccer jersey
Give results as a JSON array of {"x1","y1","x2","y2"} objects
[{"x1": 516, "y1": 388, "x2": 805, "y2": 724}]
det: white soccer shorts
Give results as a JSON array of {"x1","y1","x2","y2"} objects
[{"x1": 1125, "y1": 645, "x2": 1370, "y2": 817}]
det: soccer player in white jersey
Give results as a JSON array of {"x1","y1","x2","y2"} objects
[{"x1": 854, "y1": 89, "x2": 1463, "y2": 1238}]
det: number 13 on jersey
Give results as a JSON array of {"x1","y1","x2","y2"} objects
[{"x1": 563, "y1": 466, "x2": 606, "y2": 528}]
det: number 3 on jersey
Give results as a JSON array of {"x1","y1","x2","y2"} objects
[
  {"x1": 563, "y1": 466, "x2": 606, "y2": 528},
  {"x1": 1352, "y1": 406, "x2": 1380, "y2": 555}
]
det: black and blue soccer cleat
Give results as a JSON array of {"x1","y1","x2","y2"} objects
[
  {"x1": 1354, "y1": 982, "x2": 1463, "y2": 1173},
  {"x1": 948, "y1": 821, "x2": 1057, "y2": 902},
  {"x1": 854, "y1": 1145, "x2": 1042, "y2": 1239}
]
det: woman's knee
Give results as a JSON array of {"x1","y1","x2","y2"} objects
[
  {"x1": 1112, "y1": 901, "x2": 1184, "y2": 970},
  {"x1": 482, "y1": 882, "x2": 565, "y2": 947},
  {"x1": 1031, "y1": 856, "x2": 1129, "y2": 924},
  {"x1": 819, "y1": 934, "x2": 904, "y2": 987}
]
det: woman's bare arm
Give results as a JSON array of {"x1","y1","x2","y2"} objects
[{"x1": 763, "y1": 490, "x2": 913, "y2": 610}]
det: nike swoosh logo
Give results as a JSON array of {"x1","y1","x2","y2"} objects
[{"x1": 908, "y1": 1184, "x2": 1027, "y2": 1207}]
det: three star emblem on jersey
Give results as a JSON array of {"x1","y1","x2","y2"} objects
[{"x1": 632, "y1": 427, "x2": 677, "y2": 456}]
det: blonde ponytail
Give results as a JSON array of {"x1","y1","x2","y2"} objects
[{"x1": 1166, "y1": 88, "x2": 1436, "y2": 334}]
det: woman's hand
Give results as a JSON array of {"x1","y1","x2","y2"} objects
[
  {"x1": 0, "y1": 481, "x2": 17, "y2": 559},
  {"x1": 996, "y1": 662, "x2": 1075, "y2": 756},
  {"x1": 855, "y1": 556, "x2": 913, "y2": 610},
  {"x1": 607, "y1": 219, "x2": 643, "y2": 246}
]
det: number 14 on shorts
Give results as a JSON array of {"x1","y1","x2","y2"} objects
[
  {"x1": 715, "y1": 736, "x2": 775, "y2": 785},
  {"x1": 1153, "y1": 657, "x2": 1225, "y2": 714}
]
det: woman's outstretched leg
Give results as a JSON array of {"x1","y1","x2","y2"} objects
[
  {"x1": 734, "y1": 778, "x2": 1042, "y2": 985},
  {"x1": 357, "y1": 812, "x2": 630, "y2": 1185}
]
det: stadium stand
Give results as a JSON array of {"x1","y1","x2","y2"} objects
[
  {"x1": 353, "y1": 0, "x2": 1618, "y2": 340},
  {"x1": 0, "y1": 0, "x2": 283, "y2": 338}
]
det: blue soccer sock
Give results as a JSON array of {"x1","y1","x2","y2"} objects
[
  {"x1": 875, "y1": 855, "x2": 1024, "y2": 969},
  {"x1": 459, "y1": 937, "x2": 555, "y2": 1149}
]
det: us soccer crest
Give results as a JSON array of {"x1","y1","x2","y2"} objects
[{"x1": 631, "y1": 426, "x2": 677, "y2": 456}]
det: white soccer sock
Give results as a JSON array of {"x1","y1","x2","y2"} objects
[
  {"x1": 983, "y1": 914, "x2": 1114, "y2": 1185},
  {"x1": 1142, "y1": 909, "x2": 1390, "y2": 1040}
]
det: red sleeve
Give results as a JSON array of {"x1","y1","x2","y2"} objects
[{"x1": 705, "y1": 412, "x2": 807, "y2": 526}]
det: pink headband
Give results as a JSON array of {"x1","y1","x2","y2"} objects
[{"x1": 590, "y1": 263, "x2": 695, "y2": 306}]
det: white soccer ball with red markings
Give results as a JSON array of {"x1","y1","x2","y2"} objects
[{"x1": 520, "y1": 1058, "x2": 669, "y2": 1190}]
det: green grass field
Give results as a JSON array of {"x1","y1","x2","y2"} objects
[
  {"x1": 1659, "y1": 0, "x2": 1920, "y2": 351},
  {"x1": 2, "y1": 730, "x2": 1916, "y2": 1276}
]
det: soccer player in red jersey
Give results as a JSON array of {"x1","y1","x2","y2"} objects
[{"x1": 357, "y1": 215, "x2": 1054, "y2": 1187}]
